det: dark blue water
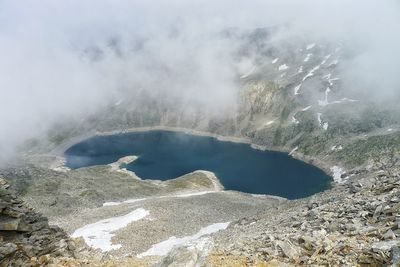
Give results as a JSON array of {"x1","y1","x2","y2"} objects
[{"x1": 65, "y1": 130, "x2": 332, "y2": 199}]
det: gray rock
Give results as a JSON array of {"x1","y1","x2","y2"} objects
[
  {"x1": 277, "y1": 241, "x2": 299, "y2": 260},
  {"x1": 383, "y1": 229, "x2": 396, "y2": 240},
  {"x1": 0, "y1": 243, "x2": 17, "y2": 257},
  {"x1": 372, "y1": 239, "x2": 400, "y2": 252},
  {"x1": 392, "y1": 245, "x2": 400, "y2": 266}
]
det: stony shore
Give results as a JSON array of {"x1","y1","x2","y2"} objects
[{"x1": 54, "y1": 126, "x2": 337, "y2": 181}]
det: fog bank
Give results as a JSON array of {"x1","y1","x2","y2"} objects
[{"x1": 1, "y1": 0, "x2": 399, "y2": 163}]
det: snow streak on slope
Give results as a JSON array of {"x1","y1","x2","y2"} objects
[
  {"x1": 138, "y1": 222, "x2": 230, "y2": 257},
  {"x1": 72, "y1": 208, "x2": 149, "y2": 251}
]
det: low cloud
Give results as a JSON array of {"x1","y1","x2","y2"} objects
[{"x1": 0, "y1": 0, "x2": 399, "y2": 163}]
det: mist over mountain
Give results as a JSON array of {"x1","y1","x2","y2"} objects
[{"x1": 1, "y1": 0, "x2": 399, "y2": 163}]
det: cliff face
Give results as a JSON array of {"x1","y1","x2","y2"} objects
[{"x1": 0, "y1": 177, "x2": 78, "y2": 266}]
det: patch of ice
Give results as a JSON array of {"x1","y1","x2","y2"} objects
[
  {"x1": 301, "y1": 105, "x2": 312, "y2": 111},
  {"x1": 302, "y1": 65, "x2": 320, "y2": 82},
  {"x1": 331, "y1": 145, "x2": 343, "y2": 151},
  {"x1": 240, "y1": 66, "x2": 256, "y2": 79},
  {"x1": 324, "y1": 97, "x2": 359, "y2": 106},
  {"x1": 272, "y1": 58, "x2": 279, "y2": 64},
  {"x1": 137, "y1": 222, "x2": 230, "y2": 257},
  {"x1": 292, "y1": 116, "x2": 299, "y2": 124},
  {"x1": 317, "y1": 113, "x2": 322, "y2": 124},
  {"x1": 323, "y1": 73, "x2": 331, "y2": 80},
  {"x1": 317, "y1": 113, "x2": 328, "y2": 130},
  {"x1": 304, "y1": 53, "x2": 312, "y2": 62},
  {"x1": 297, "y1": 66, "x2": 303, "y2": 73},
  {"x1": 388, "y1": 128, "x2": 393, "y2": 132},
  {"x1": 320, "y1": 54, "x2": 332, "y2": 65},
  {"x1": 341, "y1": 97, "x2": 358, "y2": 102},
  {"x1": 330, "y1": 166, "x2": 346, "y2": 183},
  {"x1": 289, "y1": 146, "x2": 298, "y2": 156},
  {"x1": 323, "y1": 74, "x2": 339, "y2": 86},
  {"x1": 318, "y1": 87, "x2": 331, "y2": 106},
  {"x1": 294, "y1": 84, "x2": 302, "y2": 95},
  {"x1": 328, "y1": 77, "x2": 340, "y2": 86},
  {"x1": 72, "y1": 208, "x2": 149, "y2": 252},
  {"x1": 306, "y1": 43, "x2": 316, "y2": 50},
  {"x1": 278, "y1": 64, "x2": 289, "y2": 71},
  {"x1": 265, "y1": 120, "x2": 275, "y2": 126}
]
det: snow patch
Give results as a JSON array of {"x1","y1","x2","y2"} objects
[
  {"x1": 302, "y1": 65, "x2": 320, "y2": 81},
  {"x1": 301, "y1": 105, "x2": 312, "y2": 111},
  {"x1": 320, "y1": 54, "x2": 332, "y2": 65},
  {"x1": 318, "y1": 87, "x2": 331, "y2": 106},
  {"x1": 306, "y1": 43, "x2": 316, "y2": 50},
  {"x1": 331, "y1": 145, "x2": 343, "y2": 151},
  {"x1": 317, "y1": 113, "x2": 322, "y2": 124},
  {"x1": 323, "y1": 74, "x2": 339, "y2": 86},
  {"x1": 341, "y1": 97, "x2": 357, "y2": 102},
  {"x1": 72, "y1": 208, "x2": 149, "y2": 252},
  {"x1": 240, "y1": 66, "x2": 256, "y2": 79},
  {"x1": 294, "y1": 84, "x2": 302, "y2": 95},
  {"x1": 323, "y1": 74, "x2": 340, "y2": 86},
  {"x1": 297, "y1": 66, "x2": 303, "y2": 73},
  {"x1": 265, "y1": 120, "x2": 275, "y2": 126},
  {"x1": 289, "y1": 146, "x2": 298, "y2": 156},
  {"x1": 278, "y1": 64, "x2": 289, "y2": 71},
  {"x1": 138, "y1": 222, "x2": 230, "y2": 257},
  {"x1": 330, "y1": 166, "x2": 346, "y2": 183},
  {"x1": 328, "y1": 97, "x2": 359, "y2": 105},
  {"x1": 304, "y1": 53, "x2": 312, "y2": 62},
  {"x1": 317, "y1": 113, "x2": 328, "y2": 130},
  {"x1": 271, "y1": 58, "x2": 279, "y2": 64},
  {"x1": 292, "y1": 116, "x2": 299, "y2": 124}
]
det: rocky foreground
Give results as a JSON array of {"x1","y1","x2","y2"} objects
[
  {"x1": 0, "y1": 177, "x2": 77, "y2": 266},
  {"x1": 207, "y1": 166, "x2": 400, "y2": 266}
]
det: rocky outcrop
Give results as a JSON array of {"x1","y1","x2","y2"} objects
[
  {"x1": 209, "y1": 165, "x2": 400, "y2": 266},
  {"x1": 0, "y1": 177, "x2": 76, "y2": 266}
]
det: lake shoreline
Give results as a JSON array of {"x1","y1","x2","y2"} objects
[{"x1": 55, "y1": 125, "x2": 336, "y2": 185}]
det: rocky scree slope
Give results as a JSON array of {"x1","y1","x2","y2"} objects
[{"x1": 207, "y1": 164, "x2": 400, "y2": 266}]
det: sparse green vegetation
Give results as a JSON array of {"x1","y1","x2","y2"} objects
[{"x1": 337, "y1": 133, "x2": 400, "y2": 167}]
